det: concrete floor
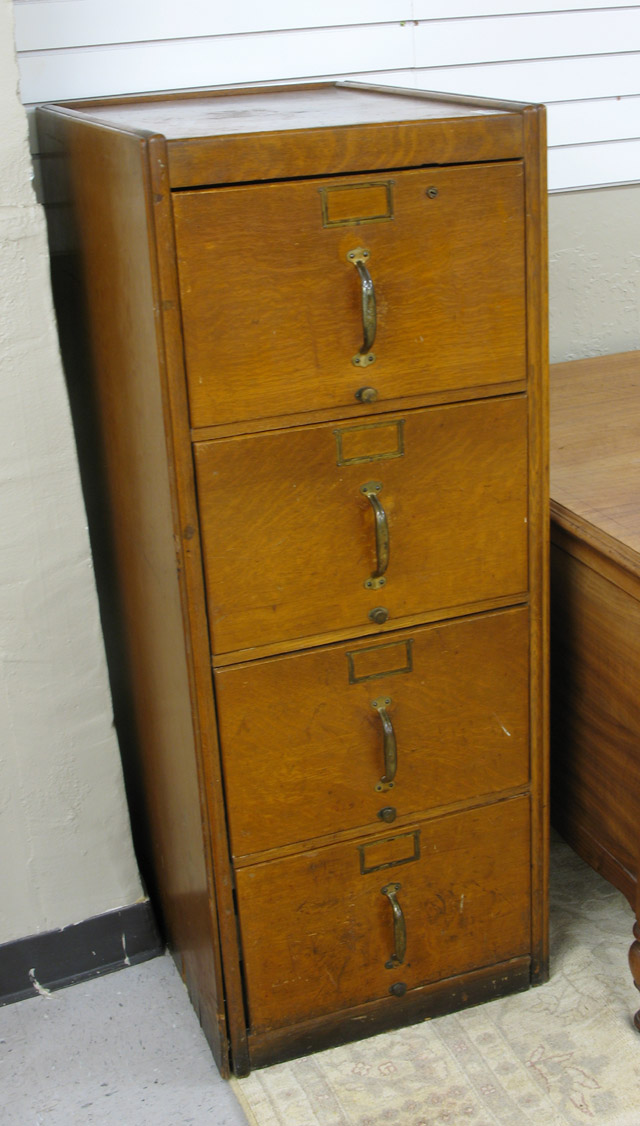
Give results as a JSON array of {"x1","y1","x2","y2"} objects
[{"x1": 0, "y1": 953, "x2": 249, "y2": 1125}]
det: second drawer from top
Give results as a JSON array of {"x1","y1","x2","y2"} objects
[{"x1": 194, "y1": 395, "x2": 529, "y2": 656}]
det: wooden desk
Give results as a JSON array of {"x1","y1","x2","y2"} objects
[{"x1": 549, "y1": 349, "x2": 640, "y2": 1026}]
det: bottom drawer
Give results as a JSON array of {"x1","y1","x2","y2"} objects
[{"x1": 236, "y1": 796, "x2": 531, "y2": 1033}]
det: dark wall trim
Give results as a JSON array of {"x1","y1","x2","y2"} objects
[{"x1": 0, "y1": 901, "x2": 163, "y2": 1006}]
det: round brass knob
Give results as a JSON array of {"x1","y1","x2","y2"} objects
[
  {"x1": 369, "y1": 606, "x2": 389, "y2": 625},
  {"x1": 355, "y1": 386, "x2": 378, "y2": 403}
]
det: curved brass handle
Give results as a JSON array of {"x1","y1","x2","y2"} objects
[
  {"x1": 372, "y1": 696, "x2": 397, "y2": 790},
  {"x1": 347, "y1": 247, "x2": 376, "y2": 367},
  {"x1": 381, "y1": 882, "x2": 406, "y2": 967},
  {"x1": 361, "y1": 481, "x2": 389, "y2": 590}
]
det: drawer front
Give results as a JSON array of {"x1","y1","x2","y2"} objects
[
  {"x1": 195, "y1": 396, "x2": 529, "y2": 655},
  {"x1": 173, "y1": 162, "x2": 525, "y2": 427},
  {"x1": 236, "y1": 797, "x2": 531, "y2": 1032},
  {"x1": 216, "y1": 608, "x2": 530, "y2": 857}
]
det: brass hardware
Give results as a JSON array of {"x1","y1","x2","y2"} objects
[
  {"x1": 372, "y1": 697, "x2": 397, "y2": 792},
  {"x1": 426, "y1": 186, "x2": 439, "y2": 198},
  {"x1": 355, "y1": 386, "x2": 378, "y2": 403},
  {"x1": 389, "y1": 981, "x2": 407, "y2": 997},
  {"x1": 359, "y1": 829, "x2": 420, "y2": 875},
  {"x1": 320, "y1": 180, "x2": 395, "y2": 227},
  {"x1": 346, "y1": 638, "x2": 413, "y2": 685},
  {"x1": 377, "y1": 806, "x2": 397, "y2": 823},
  {"x1": 369, "y1": 606, "x2": 389, "y2": 625},
  {"x1": 381, "y1": 882, "x2": 406, "y2": 967},
  {"x1": 334, "y1": 419, "x2": 404, "y2": 467},
  {"x1": 361, "y1": 481, "x2": 389, "y2": 590},
  {"x1": 347, "y1": 247, "x2": 376, "y2": 367}
]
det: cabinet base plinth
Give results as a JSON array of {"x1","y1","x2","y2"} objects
[{"x1": 243, "y1": 956, "x2": 532, "y2": 1074}]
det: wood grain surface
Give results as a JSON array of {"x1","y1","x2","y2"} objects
[
  {"x1": 216, "y1": 608, "x2": 530, "y2": 857},
  {"x1": 236, "y1": 796, "x2": 531, "y2": 1032},
  {"x1": 195, "y1": 396, "x2": 529, "y2": 656},
  {"x1": 550, "y1": 351, "x2": 640, "y2": 909},
  {"x1": 551, "y1": 351, "x2": 640, "y2": 560},
  {"x1": 37, "y1": 85, "x2": 548, "y2": 1074},
  {"x1": 174, "y1": 162, "x2": 525, "y2": 427},
  {"x1": 36, "y1": 108, "x2": 230, "y2": 1070}
]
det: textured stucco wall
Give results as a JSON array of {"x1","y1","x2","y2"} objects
[
  {"x1": 549, "y1": 185, "x2": 640, "y2": 364},
  {"x1": 0, "y1": 0, "x2": 143, "y2": 944}
]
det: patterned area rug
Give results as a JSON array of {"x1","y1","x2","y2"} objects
[{"x1": 234, "y1": 836, "x2": 640, "y2": 1125}]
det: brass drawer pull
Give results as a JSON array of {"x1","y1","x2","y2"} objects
[
  {"x1": 372, "y1": 696, "x2": 396, "y2": 790},
  {"x1": 347, "y1": 247, "x2": 376, "y2": 366},
  {"x1": 361, "y1": 481, "x2": 389, "y2": 590},
  {"x1": 381, "y1": 882, "x2": 406, "y2": 967}
]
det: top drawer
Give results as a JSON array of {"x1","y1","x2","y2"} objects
[{"x1": 173, "y1": 162, "x2": 526, "y2": 429}]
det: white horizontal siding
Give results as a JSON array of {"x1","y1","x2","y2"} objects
[
  {"x1": 414, "y1": 10, "x2": 640, "y2": 66},
  {"x1": 14, "y1": 2, "x2": 640, "y2": 191},
  {"x1": 548, "y1": 96, "x2": 640, "y2": 147},
  {"x1": 17, "y1": 25, "x2": 414, "y2": 103},
  {"x1": 13, "y1": 1, "x2": 412, "y2": 50},
  {"x1": 411, "y1": 54, "x2": 640, "y2": 103},
  {"x1": 549, "y1": 138, "x2": 640, "y2": 189},
  {"x1": 14, "y1": 0, "x2": 639, "y2": 49}
]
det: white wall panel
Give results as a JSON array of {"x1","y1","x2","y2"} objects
[
  {"x1": 414, "y1": 10, "x2": 640, "y2": 67},
  {"x1": 18, "y1": 40, "x2": 640, "y2": 110},
  {"x1": 415, "y1": 1, "x2": 638, "y2": 14},
  {"x1": 410, "y1": 55, "x2": 640, "y2": 103},
  {"x1": 548, "y1": 138, "x2": 640, "y2": 189},
  {"x1": 12, "y1": 2, "x2": 640, "y2": 190},
  {"x1": 548, "y1": 97, "x2": 640, "y2": 147},
  {"x1": 17, "y1": 24, "x2": 414, "y2": 103},
  {"x1": 13, "y1": 0, "x2": 413, "y2": 51},
  {"x1": 14, "y1": 0, "x2": 637, "y2": 49}
]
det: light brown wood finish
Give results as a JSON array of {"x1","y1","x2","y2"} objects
[
  {"x1": 174, "y1": 162, "x2": 525, "y2": 427},
  {"x1": 216, "y1": 608, "x2": 530, "y2": 857},
  {"x1": 38, "y1": 83, "x2": 548, "y2": 1075},
  {"x1": 55, "y1": 84, "x2": 525, "y2": 188},
  {"x1": 56, "y1": 84, "x2": 511, "y2": 140},
  {"x1": 549, "y1": 350, "x2": 640, "y2": 1026},
  {"x1": 522, "y1": 104, "x2": 550, "y2": 985},
  {"x1": 36, "y1": 111, "x2": 231, "y2": 1071},
  {"x1": 144, "y1": 134, "x2": 250, "y2": 1074},
  {"x1": 247, "y1": 956, "x2": 533, "y2": 1069},
  {"x1": 551, "y1": 352, "x2": 640, "y2": 554},
  {"x1": 551, "y1": 533, "x2": 640, "y2": 897},
  {"x1": 195, "y1": 396, "x2": 529, "y2": 656},
  {"x1": 236, "y1": 797, "x2": 531, "y2": 1032}
]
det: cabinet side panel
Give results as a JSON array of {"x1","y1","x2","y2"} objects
[
  {"x1": 523, "y1": 104, "x2": 550, "y2": 983},
  {"x1": 550, "y1": 541, "x2": 639, "y2": 905},
  {"x1": 36, "y1": 108, "x2": 228, "y2": 1072}
]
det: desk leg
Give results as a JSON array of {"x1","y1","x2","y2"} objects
[{"x1": 630, "y1": 898, "x2": 640, "y2": 1030}]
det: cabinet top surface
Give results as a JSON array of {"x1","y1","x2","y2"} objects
[{"x1": 52, "y1": 82, "x2": 516, "y2": 140}]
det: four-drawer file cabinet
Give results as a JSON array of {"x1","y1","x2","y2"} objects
[{"x1": 38, "y1": 82, "x2": 549, "y2": 1076}]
